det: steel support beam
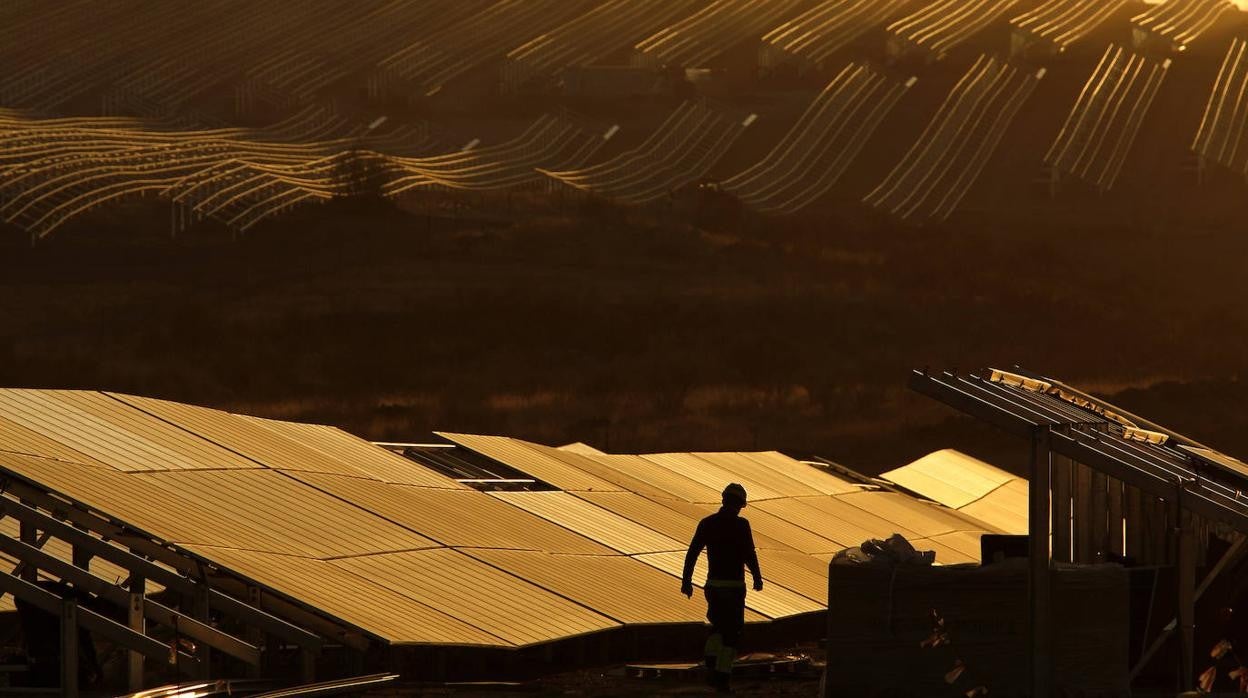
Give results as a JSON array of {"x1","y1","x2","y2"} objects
[
  {"x1": 1052, "y1": 454, "x2": 1072, "y2": 562},
  {"x1": 1074, "y1": 463, "x2": 1092, "y2": 562},
  {"x1": 908, "y1": 371, "x2": 1045, "y2": 438},
  {"x1": 0, "y1": 534, "x2": 261, "y2": 665},
  {"x1": 1092, "y1": 471, "x2": 1108, "y2": 560},
  {"x1": 1129, "y1": 535, "x2": 1248, "y2": 681},
  {"x1": 1108, "y1": 478, "x2": 1124, "y2": 556},
  {"x1": 300, "y1": 648, "x2": 317, "y2": 684},
  {"x1": 19, "y1": 500, "x2": 38, "y2": 583},
  {"x1": 910, "y1": 371, "x2": 1248, "y2": 531},
  {"x1": 206, "y1": 573, "x2": 370, "y2": 651},
  {"x1": 911, "y1": 367, "x2": 1248, "y2": 693},
  {"x1": 0, "y1": 571, "x2": 175, "y2": 663},
  {"x1": 0, "y1": 528, "x2": 50, "y2": 603},
  {"x1": 1049, "y1": 432, "x2": 1248, "y2": 533},
  {"x1": 192, "y1": 584, "x2": 212, "y2": 678},
  {"x1": 72, "y1": 544, "x2": 92, "y2": 571},
  {"x1": 128, "y1": 578, "x2": 145, "y2": 693},
  {"x1": 1029, "y1": 427, "x2": 1052, "y2": 698},
  {"x1": 1, "y1": 481, "x2": 198, "y2": 575},
  {"x1": 60, "y1": 598, "x2": 77, "y2": 698},
  {"x1": 0, "y1": 496, "x2": 324, "y2": 650},
  {"x1": 1177, "y1": 503, "x2": 1195, "y2": 690},
  {"x1": 246, "y1": 586, "x2": 264, "y2": 678}
]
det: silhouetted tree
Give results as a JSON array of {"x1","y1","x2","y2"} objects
[{"x1": 332, "y1": 145, "x2": 389, "y2": 203}]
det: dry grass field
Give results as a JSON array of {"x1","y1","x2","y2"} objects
[{"x1": 2, "y1": 185, "x2": 1244, "y2": 476}]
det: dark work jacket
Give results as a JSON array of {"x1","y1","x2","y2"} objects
[{"x1": 682, "y1": 508, "x2": 762, "y2": 585}]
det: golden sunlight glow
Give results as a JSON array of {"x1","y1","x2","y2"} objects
[{"x1": 1146, "y1": 0, "x2": 1248, "y2": 8}]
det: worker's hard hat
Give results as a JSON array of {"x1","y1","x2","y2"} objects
[{"x1": 722, "y1": 483, "x2": 748, "y2": 506}]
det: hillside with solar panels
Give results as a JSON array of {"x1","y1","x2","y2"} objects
[
  {"x1": 2, "y1": 0, "x2": 1248, "y2": 242},
  {"x1": 6, "y1": 3, "x2": 1248, "y2": 696}
]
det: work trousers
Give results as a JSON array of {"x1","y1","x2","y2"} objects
[{"x1": 703, "y1": 584, "x2": 746, "y2": 681}]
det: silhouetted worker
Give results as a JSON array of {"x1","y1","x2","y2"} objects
[{"x1": 681, "y1": 482, "x2": 763, "y2": 693}]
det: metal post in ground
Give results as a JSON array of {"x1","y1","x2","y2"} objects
[
  {"x1": 1029, "y1": 427, "x2": 1052, "y2": 698},
  {"x1": 60, "y1": 598, "x2": 78, "y2": 698},
  {"x1": 128, "y1": 577, "x2": 145, "y2": 692},
  {"x1": 1176, "y1": 486, "x2": 1195, "y2": 691}
]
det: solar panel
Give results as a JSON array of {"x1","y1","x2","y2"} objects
[
  {"x1": 439, "y1": 432, "x2": 622, "y2": 491},
  {"x1": 882, "y1": 449, "x2": 1014, "y2": 509},
  {"x1": 757, "y1": 496, "x2": 923, "y2": 548},
  {"x1": 331, "y1": 548, "x2": 619, "y2": 647},
  {"x1": 250, "y1": 418, "x2": 463, "y2": 487},
  {"x1": 0, "y1": 390, "x2": 258, "y2": 472},
  {"x1": 491, "y1": 491, "x2": 683, "y2": 555},
  {"x1": 463, "y1": 549, "x2": 718, "y2": 626},
  {"x1": 287, "y1": 472, "x2": 611, "y2": 553},
  {"x1": 0, "y1": 388, "x2": 1021, "y2": 651},
  {"x1": 184, "y1": 545, "x2": 507, "y2": 647},
  {"x1": 634, "y1": 551, "x2": 824, "y2": 619},
  {"x1": 134, "y1": 470, "x2": 439, "y2": 558}
]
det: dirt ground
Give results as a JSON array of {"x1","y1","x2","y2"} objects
[
  {"x1": 392, "y1": 670, "x2": 821, "y2": 697},
  {"x1": 376, "y1": 651, "x2": 824, "y2": 697}
]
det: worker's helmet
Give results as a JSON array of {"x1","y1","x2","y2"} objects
[{"x1": 722, "y1": 483, "x2": 748, "y2": 507}]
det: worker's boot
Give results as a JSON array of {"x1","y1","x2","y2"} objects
[{"x1": 703, "y1": 633, "x2": 722, "y2": 684}]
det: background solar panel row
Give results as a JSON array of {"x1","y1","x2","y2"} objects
[
  {"x1": 883, "y1": 449, "x2": 1028, "y2": 534},
  {"x1": 1194, "y1": 38, "x2": 1248, "y2": 177},
  {"x1": 1045, "y1": 45, "x2": 1169, "y2": 193},
  {"x1": 760, "y1": 0, "x2": 911, "y2": 68},
  {"x1": 723, "y1": 64, "x2": 913, "y2": 215},
  {"x1": 1009, "y1": 0, "x2": 1128, "y2": 54},
  {"x1": 865, "y1": 56, "x2": 1043, "y2": 222}
]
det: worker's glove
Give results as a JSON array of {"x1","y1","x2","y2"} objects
[
  {"x1": 753, "y1": 578, "x2": 764, "y2": 592},
  {"x1": 680, "y1": 581, "x2": 694, "y2": 598}
]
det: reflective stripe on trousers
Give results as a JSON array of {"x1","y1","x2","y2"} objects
[
  {"x1": 703, "y1": 584, "x2": 745, "y2": 678},
  {"x1": 703, "y1": 633, "x2": 735, "y2": 673}
]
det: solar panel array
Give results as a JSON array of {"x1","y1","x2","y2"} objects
[
  {"x1": 1010, "y1": 0, "x2": 1129, "y2": 54},
  {"x1": 911, "y1": 368, "x2": 1248, "y2": 572},
  {"x1": 0, "y1": 389, "x2": 1002, "y2": 648},
  {"x1": 0, "y1": 108, "x2": 624, "y2": 239},
  {"x1": 4, "y1": 0, "x2": 1248, "y2": 234},
  {"x1": 1130, "y1": 0, "x2": 1236, "y2": 52},
  {"x1": 502, "y1": 0, "x2": 704, "y2": 91},
  {"x1": 539, "y1": 101, "x2": 755, "y2": 205},
  {"x1": 1045, "y1": 45, "x2": 1170, "y2": 193},
  {"x1": 865, "y1": 56, "x2": 1044, "y2": 222},
  {"x1": 761, "y1": 0, "x2": 912, "y2": 68},
  {"x1": 633, "y1": 0, "x2": 808, "y2": 70},
  {"x1": 887, "y1": 0, "x2": 1024, "y2": 60},
  {"x1": 722, "y1": 63, "x2": 914, "y2": 216},
  {"x1": 1194, "y1": 38, "x2": 1248, "y2": 177}
]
